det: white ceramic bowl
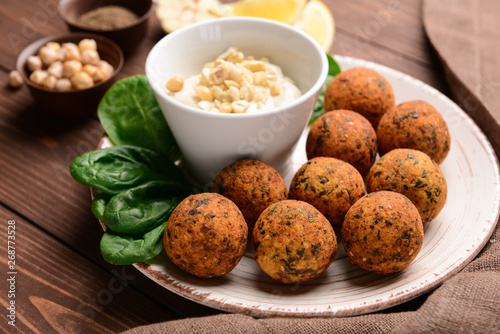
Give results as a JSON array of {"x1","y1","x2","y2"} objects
[{"x1": 146, "y1": 17, "x2": 328, "y2": 185}]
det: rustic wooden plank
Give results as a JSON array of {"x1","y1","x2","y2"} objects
[
  {"x1": 0, "y1": 206, "x2": 180, "y2": 333},
  {"x1": 0, "y1": 0, "x2": 66, "y2": 70},
  {"x1": 325, "y1": 0, "x2": 433, "y2": 66}
]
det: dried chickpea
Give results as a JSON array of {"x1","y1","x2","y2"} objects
[
  {"x1": 39, "y1": 46, "x2": 60, "y2": 66},
  {"x1": 223, "y1": 80, "x2": 239, "y2": 89},
  {"x1": 8, "y1": 71, "x2": 23, "y2": 88},
  {"x1": 270, "y1": 82, "x2": 281, "y2": 96},
  {"x1": 239, "y1": 73, "x2": 253, "y2": 85},
  {"x1": 213, "y1": 63, "x2": 229, "y2": 84},
  {"x1": 81, "y1": 49, "x2": 100, "y2": 66},
  {"x1": 198, "y1": 101, "x2": 214, "y2": 111},
  {"x1": 29, "y1": 69, "x2": 48, "y2": 85},
  {"x1": 245, "y1": 60, "x2": 266, "y2": 72},
  {"x1": 43, "y1": 75, "x2": 57, "y2": 90},
  {"x1": 166, "y1": 75, "x2": 184, "y2": 92},
  {"x1": 227, "y1": 86, "x2": 240, "y2": 101},
  {"x1": 229, "y1": 67, "x2": 241, "y2": 82},
  {"x1": 78, "y1": 39, "x2": 97, "y2": 52},
  {"x1": 97, "y1": 60, "x2": 114, "y2": 79},
  {"x1": 218, "y1": 92, "x2": 230, "y2": 103},
  {"x1": 200, "y1": 68, "x2": 213, "y2": 86},
  {"x1": 82, "y1": 64, "x2": 103, "y2": 82},
  {"x1": 94, "y1": 69, "x2": 109, "y2": 83},
  {"x1": 194, "y1": 85, "x2": 213, "y2": 102},
  {"x1": 27, "y1": 56, "x2": 42, "y2": 72},
  {"x1": 227, "y1": 50, "x2": 244, "y2": 64},
  {"x1": 231, "y1": 100, "x2": 250, "y2": 113},
  {"x1": 93, "y1": 68, "x2": 108, "y2": 82},
  {"x1": 240, "y1": 85, "x2": 256, "y2": 102},
  {"x1": 211, "y1": 85, "x2": 224, "y2": 100},
  {"x1": 61, "y1": 43, "x2": 81, "y2": 61},
  {"x1": 219, "y1": 102, "x2": 232, "y2": 113},
  {"x1": 70, "y1": 71, "x2": 93, "y2": 90},
  {"x1": 218, "y1": 47, "x2": 237, "y2": 61},
  {"x1": 54, "y1": 78, "x2": 72, "y2": 92},
  {"x1": 63, "y1": 60, "x2": 83, "y2": 78},
  {"x1": 46, "y1": 42, "x2": 61, "y2": 52},
  {"x1": 82, "y1": 64, "x2": 97, "y2": 75},
  {"x1": 47, "y1": 61, "x2": 63, "y2": 79}
]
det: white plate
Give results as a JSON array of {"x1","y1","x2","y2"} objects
[{"x1": 105, "y1": 55, "x2": 500, "y2": 317}]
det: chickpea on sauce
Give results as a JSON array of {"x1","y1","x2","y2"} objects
[
  {"x1": 165, "y1": 47, "x2": 302, "y2": 114},
  {"x1": 25, "y1": 39, "x2": 114, "y2": 91}
]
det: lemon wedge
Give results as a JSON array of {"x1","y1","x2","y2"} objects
[
  {"x1": 294, "y1": 0, "x2": 335, "y2": 52},
  {"x1": 210, "y1": 0, "x2": 306, "y2": 24}
]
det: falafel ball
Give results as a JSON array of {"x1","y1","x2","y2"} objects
[
  {"x1": 211, "y1": 159, "x2": 288, "y2": 232},
  {"x1": 164, "y1": 193, "x2": 247, "y2": 278},
  {"x1": 366, "y1": 148, "x2": 447, "y2": 222},
  {"x1": 323, "y1": 67, "x2": 395, "y2": 128},
  {"x1": 341, "y1": 191, "x2": 424, "y2": 274},
  {"x1": 289, "y1": 157, "x2": 365, "y2": 233},
  {"x1": 306, "y1": 109, "x2": 377, "y2": 177},
  {"x1": 253, "y1": 200, "x2": 337, "y2": 283},
  {"x1": 377, "y1": 100, "x2": 451, "y2": 164}
]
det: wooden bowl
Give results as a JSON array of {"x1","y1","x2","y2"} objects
[
  {"x1": 16, "y1": 33, "x2": 124, "y2": 118},
  {"x1": 58, "y1": 0, "x2": 153, "y2": 55}
]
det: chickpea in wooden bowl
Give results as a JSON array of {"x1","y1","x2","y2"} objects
[{"x1": 16, "y1": 33, "x2": 123, "y2": 117}]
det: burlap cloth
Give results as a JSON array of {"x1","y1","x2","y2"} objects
[{"x1": 123, "y1": 1, "x2": 500, "y2": 332}]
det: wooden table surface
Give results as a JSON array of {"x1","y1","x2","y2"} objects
[{"x1": 0, "y1": 0, "x2": 454, "y2": 332}]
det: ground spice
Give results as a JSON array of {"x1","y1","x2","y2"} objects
[{"x1": 78, "y1": 5, "x2": 139, "y2": 30}]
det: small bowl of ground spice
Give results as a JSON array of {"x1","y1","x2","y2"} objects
[{"x1": 58, "y1": 0, "x2": 153, "y2": 55}]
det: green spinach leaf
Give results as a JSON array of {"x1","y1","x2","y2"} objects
[
  {"x1": 326, "y1": 53, "x2": 341, "y2": 76},
  {"x1": 98, "y1": 75, "x2": 180, "y2": 161},
  {"x1": 104, "y1": 181, "x2": 184, "y2": 235},
  {"x1": 91, "y1": 192, "x2": 113, "y2": 221},
  {"x1": 309, "y1": 54, "x2": 341, "y2": 125},
  {"x1": 100, "y1": 221, "x2": 166, "y2": 265},
  {"x1": 70, "y1": 145, "x2": 192, "y2": 194}
]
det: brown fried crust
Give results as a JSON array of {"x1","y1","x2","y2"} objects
[
  {"x1": 323, "y1": 67, "x2": 395, "y2": 128},
  {"x1": 253, "y1": 199, "x2": 337, "y2": 284},
  {"x1": 164, "y1": 193, "x2": 247, "y2": 278},
  {"x1": 289, "y1": 157, "x2": 365, "y2": 233},
  {"x1": 366, "y1": 148, "x2": 447, "y2": 222},
  {"x1": 211, "y1": 159, "x2": 288, "y2": 232},
  {"x1": 341, "y1": 191, "x2": 424, "y2": 274},
  {"x1": 377, "y1": 100, "x2": 451, "y2": 164},
  {"x1": 306, "y1": 109, "x2": 377, "y2": 177}
]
